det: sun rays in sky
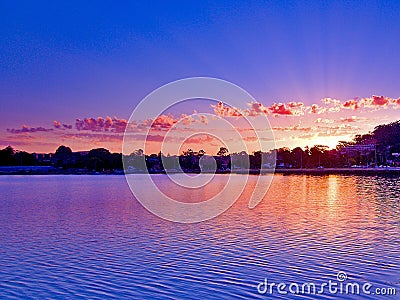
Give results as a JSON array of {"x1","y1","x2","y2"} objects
[{"x1": 3, "y1": 95, "x2": 399, "y2": 154}]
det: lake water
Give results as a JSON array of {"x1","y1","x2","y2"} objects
[{"x1": 0, "y1": 175, "x2": 398, "y2": 299}]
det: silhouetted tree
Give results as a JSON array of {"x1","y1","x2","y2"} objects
[
  {"x1": 54, "y1": 145, "x2": 72, "y2": 168},
  {"x1": 291, "y1": 147, "x2": 304, "y2": 168},
  {"x1": 86, "y1": 148, "x2": 112, "y2": 171},
  {"x1": 14, "y1": 151, "x2": 36, "y2": 165},
  {"x1": 0, "y1": 146, "x2": 16, "y2": 165},
  {"x1": 217, "y1": 147, "x2": 229, "y2": 156}
]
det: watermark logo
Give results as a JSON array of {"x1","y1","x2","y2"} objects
[
  {"x1": 122, "y1": 77, "x2": 275, "y2": 223},
  {"x1": 336, "y1": 271, "x2": 348, "y2": 282},
  {"x1": 257, "y1": 271, "x2": 397, "y2": 296}
]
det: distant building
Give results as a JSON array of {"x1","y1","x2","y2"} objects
[
  {"x1": 33, "y1": 153, "x2": 53, "y2": 165},
  {"x1": 339, "y1": 143, "x2": 398, "y2": 166}
]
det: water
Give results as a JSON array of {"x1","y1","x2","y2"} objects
[{"x1": 0, "y1": 175, "x2": 398, "y2": 299}]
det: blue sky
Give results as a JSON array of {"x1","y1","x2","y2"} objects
[{"x1": 1, "y1": 1, "x2": 400, "y2": 152}]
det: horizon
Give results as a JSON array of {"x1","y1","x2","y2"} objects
[{"x1": 3, "y1": 117, "x2": 399, "y2": 156}]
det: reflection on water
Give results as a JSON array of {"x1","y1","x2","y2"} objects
[{"x1": 0, "y1": 175, "x2": 398, "y2": 299}]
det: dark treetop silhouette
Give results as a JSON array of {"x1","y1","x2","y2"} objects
[{"x1": 1, "y1": 120, "x2": 399, "y2": 174}]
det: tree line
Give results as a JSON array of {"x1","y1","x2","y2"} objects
[{"x1": 1, "y1": 120, "x2": 399, "y2": 171}]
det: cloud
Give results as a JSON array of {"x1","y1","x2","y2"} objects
[
  {"x1": 61, "y1": 132, "x2": 124, "y2": 142},
  {"x1": 54, "y1": 120, "x2": 73, "y2": 129},
  {"x1": 59, "y1": 113, "x2": 210, "y2": 134},
  {"x1": 268, "y1": 103, "x2": 293, "y2": 115},
  {"x1": 144, "y1": 113, "x2": 209, "y2": 130},
  {"x1": 314, "y1": 118, "x2": 334, "y2": 124},
  {"x1": 7, "y1": 125, "x2": 54, "y2": 134},
  {"x1": 341, "y1": 95, "x2": 399, "y2": 110},
  {"x1": 272, "y1": 124, "x2": 312, "y2": 132},
  {"x1": 310, "y1": 104, "x2": 319, "y2": 114},
  {"x1": 199, "y1": 115, "x2": 208, "y2": 125},
  {"x1": 150, "y1": 114, "x2": 178, "y2": 129},
  {"x1": 322, "y1": 98, "x2": 341, "y2": 105},
  {"x1": 211, "y1": 101, "x2": 304, "y2": 117},
  {"x1": 75, "y1": 116, "x2": 127, "y2": 133},
  {"x1": 246, "y1": 102, "x2": 270, "y2": 116},
  {"x1": 209, "y1": 95, "x2": 400, "y2": 118},
  {"x1": 53, "y1": 120, "x2": 61, "y2": 128},
  {"x1": 393, "y1": 98, "x2": 400, "y2": 106},
  {"x1": 179, "y1": 114, "x2": 195, "y2": 126},
  {"x1": 371, "y1": 95, "x2": 389, "y2": 106},
  {"x1": 211, "y1": 101, "x2": 244, "y2": 117},
  {"x1": 339, "y1": 116, "x2": 358, "y2": 123},
  {"x1": 315, "y1": 124, "x2": 360, "y2": 135},
  {"x1": 342, "y1": 99, "x2": 360, "y2": 110},
  {"x1": 184, "y1": 134, "x2": 217, "y2": 144},
  {"x1": 290, "y1": 133, "x2": 316, "y2": 140},
  {"x1": 361, "y1": 95, "x2": 389, "y2": 108}
]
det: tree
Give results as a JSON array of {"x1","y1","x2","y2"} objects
[
  {"x1": 54, "y1": 145, "x2": 72, "y2": 167},
  {"x1": 336, "y1": 141, "x2": 353, "y2": 151},
  {"x1": 217, "y1": 147, "x2": 229, "y2": 156},
  {"x1": 373, "y1": 120, "x2": 400, "y2": 147},
  {"x1": 14, "y1": 151, "x2": 36, "y2": 165},
  {"x1": 310, "y1": 145, "x2": 329, "y2": 167},
  {"x1": 353, "y1": 133, "x2": 374, "y2": 145},
  {"x1": 132, "y1": 149, "x2": 144, "y2": 156},
  {"x1": 291, "y1": 147, "x2": 304, "y2": 168},
  {"x1": 55, "y1": 145, "x2": 72, "y2": 155},
  {"x1": 182, "y1": 148, "x2": 194, "y2": 156},
  {"x1": 0, "y1": 146, "x2": 16, "y2": 165},
  {"x1": 86, "y1": 148, "x2": 112, "y2": 171}
]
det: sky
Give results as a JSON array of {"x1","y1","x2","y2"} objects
[{"x1": 1, "y1": 1, "x2": 399, "y2": 154}]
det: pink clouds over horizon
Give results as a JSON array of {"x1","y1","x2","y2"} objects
[{"x1": 2, "y1": 94, "x2": 400, "y2": 153}]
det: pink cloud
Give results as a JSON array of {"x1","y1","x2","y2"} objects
[
  {"x1": 360, "y1": 95, "x2": 390, "y2": 108},
  {"x1": 145, "y1": 113, "x2": 210, "y2": 130},
  {"x1": 371, "y1": 95, "x2": 389, "y2": 106},
  {"x1": 184, "y1": 134, "x2": 217, "y2": 144},
  {"x1": 310, "y1": 104, "x2": 319, "y2": 114},
  {"x1": 53, "y1": 120, "x2": 61, "y2": 128},
  {"x1": 322, "y1": 98, "x2": 341, "y2": 105},
  {"x1": 247, "y1": 102, "x2": 269, "y2": 116},
  {"x1": 340, "y1": 116, "x2": 358, "y2": 123},
  {"x1": 199, "y1": 115, "x2": 208, "y2": 124},
  {"x1": 54, "y1": 120, "x2": 73, "y2": 130},
  {"x1": 211, "y1": 101, "x2": 244, "y2": 117},
  {"x1": 7, "y1": 125, "x2": 54, "y2": 134},
  {"x1": 268, "y1": 103, "x2": 293, "y2": 115},
  {"x1": 288, "y1": 101, "x2": 304, "y2": 108},
  {"x1": 61, "y1": 132, "x2": 124, "y2": 142},
  {"x1": 342, "y1": 99, "x2": 360, "y2": 110},
  {"x1": 272, "y1": 125, "x2": 312, "y2": 132},
  {"x1": 212, "y1": 101, "x2": 305, "y2": 117},
  {"x1": 75, "y1": 116, "x2": 127, "y2": 133},
  {"x1": 150, "y1": 114, "x2": 178, "y2": 129},
  {"x1": 314, "y1": 118, "x2": 334, "y2": 124}
]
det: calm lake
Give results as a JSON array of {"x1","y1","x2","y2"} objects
[{"x1": 0, "y1": 175, "x2": 398, "y2": 299}]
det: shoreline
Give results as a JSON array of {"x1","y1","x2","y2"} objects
[{"x1": 0, "y1": 167, "x2": 399, "y2": 176}]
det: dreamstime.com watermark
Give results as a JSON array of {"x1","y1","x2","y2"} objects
[
  {"x1": 257, "y1": 271, "x2": 397, "y2": 296},
  {"x1": 122, "y1": 77, "x2": 276, "y2": 223}
]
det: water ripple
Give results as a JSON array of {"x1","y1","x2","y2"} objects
[{"x1": 0, "y1": 175, "x2": 399, "y2": 299}]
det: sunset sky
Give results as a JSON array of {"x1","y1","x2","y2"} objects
[{"x1": 1, "y1": 1, "x2": 399, "y2": 154}]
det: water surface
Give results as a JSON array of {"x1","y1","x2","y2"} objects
[{"x1": 0, "y1": 175, "x2": 398, "y2": 299}]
